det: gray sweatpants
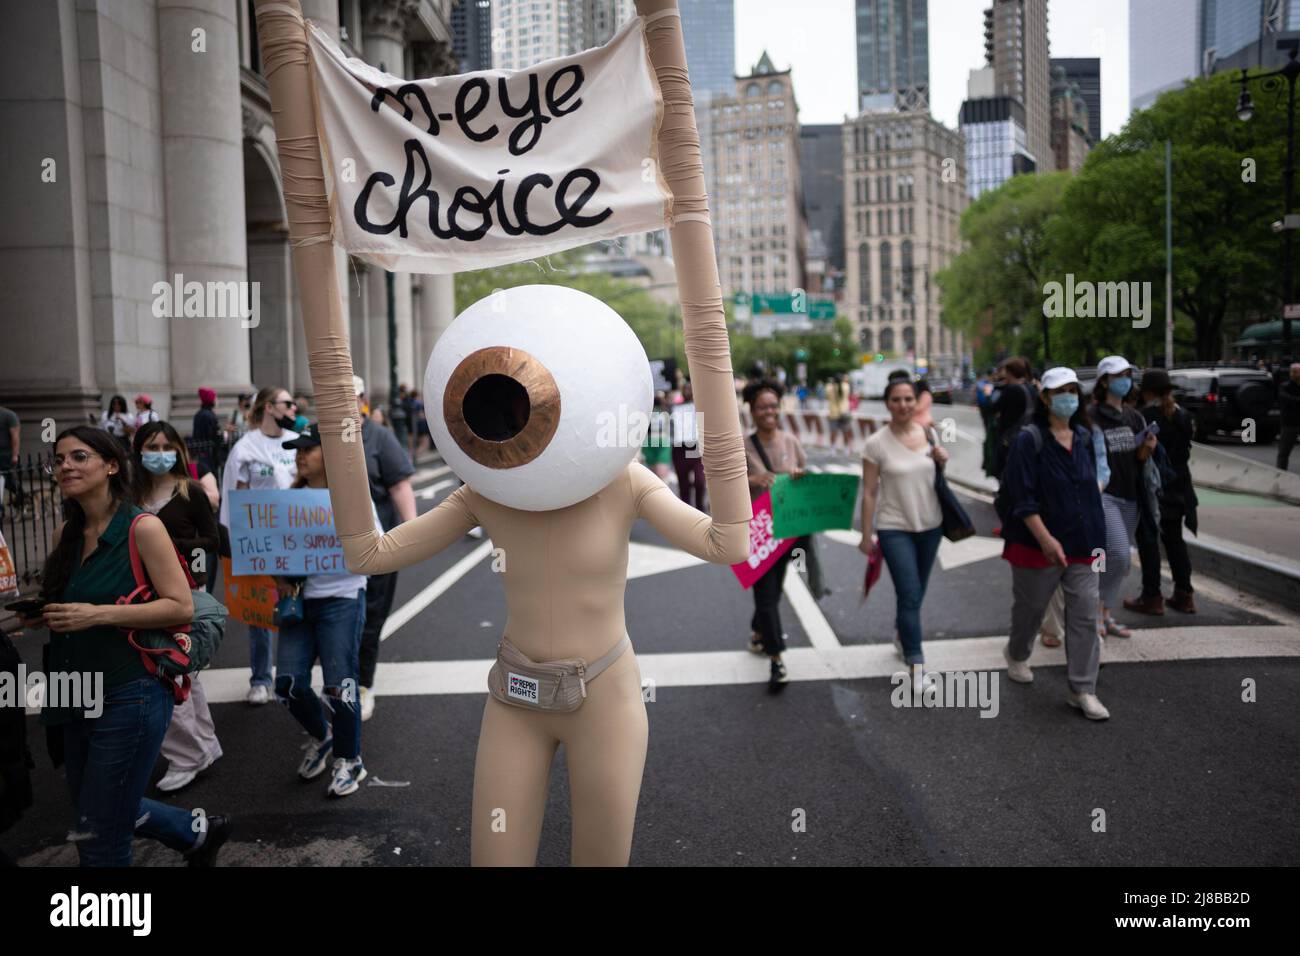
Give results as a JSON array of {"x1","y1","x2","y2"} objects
[
  {"x1": 1099, "y1": 492, "x2": 1138, "y2": 610},
  {"x1": 160, "y1": 674, "x2": 223, "y2": 773},
  {"x1": 1007, "y1": 562, "x2": 1102, "y2": 694}
]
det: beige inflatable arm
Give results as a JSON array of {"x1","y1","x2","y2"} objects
[{"x1": 635, "y1": 0, "x2": 751, "y2": 556}]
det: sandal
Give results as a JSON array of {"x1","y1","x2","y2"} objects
[
  {"x1": 1102, "y1": 615, "x2": 1131, "y2": 638},
  {"x1": 1040, "y1": 632, "x2": 1062, "y2": 648}
]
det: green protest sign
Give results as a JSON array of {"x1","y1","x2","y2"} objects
[{"x1": 770, "y1": 473, "x2": 860, "y2": 538}]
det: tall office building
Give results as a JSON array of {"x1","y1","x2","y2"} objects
[
  {"x1": 960, "y1": 95, "x2": 1033, "y2": 198},
  {"x1": 709, "y1": 54, "x2": 808, "y2": 299},
  {"x1": 681, "y1": 0, "x2": 736, "y2": 103},
  {"x1": 983, "y1": 0, "x2": 1051, "y2": 172},
  {"x1": 856, "y1": 0, "x2": 930, "y2": 112},
  {"x1": 585, "y1": 0, "x2": 636, "y2": 47},
  {"x1": 490, "y1": 0, "x2": 585, "y2": 70},
  {"x1": 1203, "y1": 0, "x2": 1300, "y2": 73},
  {"x1": 1050, "y1": 57, "x2": 1099, "y2": 143},
  {"x1": 843, "y1": 112, "x2": 969, "y2": 374},
  {"x1": 1129, "y1": 0, "x2": 1199, "y2": 112},
  {"x1": 1050, "y1": 65, "x2": 1091, "y2": 174},
  {"x1": 799, "y1": 125, "x2": 846, "y2": 295},
  {"x1": 452, "y1": 0, "x2": 493, "y2": 72}
]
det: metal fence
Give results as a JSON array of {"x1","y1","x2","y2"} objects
[{"x1": 1, "y1": 437, "x2": 230, "y2": 594}]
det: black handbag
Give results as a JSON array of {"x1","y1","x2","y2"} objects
[{"x1": 926, "y1": 429, "x2": 976, "y2": 542}]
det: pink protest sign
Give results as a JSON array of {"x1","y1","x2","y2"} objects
[{"x1": 730, "y1": 491, "x2": 797, "y2": 589}]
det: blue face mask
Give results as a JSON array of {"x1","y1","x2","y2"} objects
[
  {"x1": 1050, "y1": 393, "x2": 1079, "y2": 420},
  {"x1": 1107, "y1": 376, "x2": 1132, "y2": 398},
  {"x1": 141, "y1": 451, "x2": 177, "y2": 475}
]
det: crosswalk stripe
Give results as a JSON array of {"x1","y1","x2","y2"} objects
[
  {"x1": 194, "y1": 624, "x2": 1300, "y2": 703},
  {"x1": 378, "y1": 540, "x2": 495, "y2": 641}
]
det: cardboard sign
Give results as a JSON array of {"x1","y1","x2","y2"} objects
[
  {"x1": 0, "y1": 530, "x2": 18, "y2": 597},
  {"x1": 221, "y1": 556, "x2": 278, "y2": 631},
  {"x1": 771, "y1": 473, "x2": 860, "y2": 539},
  {"x1": 307, "y1": 16, "x2": 672, "y2": 273},
  {"x1": 730, "y1": 491, "x2": 797, "y2": 590},
  {"x1": 228, "y1": 488, "x2": 349, "y2": 576}
]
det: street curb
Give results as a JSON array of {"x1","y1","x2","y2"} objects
[{"x1": 945, "y1": 473, "x2": 1300, "y2": 613}]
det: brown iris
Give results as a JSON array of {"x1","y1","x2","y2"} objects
[{"x1": 442, "y1": 346, "x2": 560, "y2": 469}]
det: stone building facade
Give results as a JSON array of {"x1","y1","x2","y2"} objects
[
  {"x1": 708, "y1": 52, "x2": 808, "y2": 300},
  {"x1": 0, "y1": 0, "x2": 456, "y2": 443},
  {"x1": 843, "y1": 111, "x2": 970, "y2": 376}
]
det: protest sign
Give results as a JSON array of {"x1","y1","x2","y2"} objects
[
  {"x1": 770, "y1": 473, "x2": 860, "y2": 539},
  {"x1": 221, "y1": 557, "x2": 278, "y2": 631},
  {"x1": 730, "y1": 491, "x2": 796, "y2": 589},
  {"x1": 227, "y1": 488, "x2": 350, "y2": 577},
  {"x1": 306, "y1": 16, "x2": 672, "y2": 273}
]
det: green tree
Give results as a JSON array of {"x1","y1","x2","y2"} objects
[
  {"x1": 1045, "y1": 71, "x2": 1283, "y2": 361},
  {"x1": 935, "y1": 172, "x2": 1071, "y2": 367}
]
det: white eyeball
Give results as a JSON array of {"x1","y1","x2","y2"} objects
[{"x1": 424, "y1": 284, "x2": 653, "y2": 511}]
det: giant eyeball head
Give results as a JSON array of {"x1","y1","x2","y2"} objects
[{"x1": 424, "y1": 284, "x2": 653, "y2": 512}]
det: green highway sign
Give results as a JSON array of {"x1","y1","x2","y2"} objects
[{"x1": 733, "y1": 293, "x2": 835, "y2": 320}]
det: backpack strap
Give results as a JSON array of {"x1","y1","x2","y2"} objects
[
  {"x1": 750, "y1": 431, "x2": 776, "y2": 473},
  {"x1": 127, "y1": 512, "x2": 197, "y2": 593}
]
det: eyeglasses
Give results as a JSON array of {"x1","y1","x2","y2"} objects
[{"x1": 43, "y1": 450, "x2": 103, "y2": 474}]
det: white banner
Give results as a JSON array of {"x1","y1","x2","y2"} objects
[{"x1": 306, "y1": 16, "x2": 673, "y2": 274}]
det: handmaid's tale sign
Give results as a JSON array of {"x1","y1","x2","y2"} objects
[{"x1": 306, "y1": 16, "x2": 673, "y2": 273}]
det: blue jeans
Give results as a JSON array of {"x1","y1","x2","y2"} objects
[
  {"x1": 877, "y1": 526, "x2": 944, "y2": 665},
  {"x1": 249, "y1": 625, "x2": 275, "y2": 688},
  {"x1": 63, "y1": 676, "x2": 199, "y2": 866},
  {"x1": 275, "y1": 592, "x2": 365, "y2": 761}
]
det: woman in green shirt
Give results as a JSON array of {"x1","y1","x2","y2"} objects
[{"x1": 19, "y1": 426, "x2": 230, "y2": 865}]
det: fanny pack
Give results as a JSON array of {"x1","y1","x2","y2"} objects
[{"x1": 487, "y1": 635, "x2": 631, "y2": 713}]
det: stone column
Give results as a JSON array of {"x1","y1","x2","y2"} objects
[
  {"x1": 159, "y1": 0, "x2": 250, "y2": 423},
  {"x1": 246, "y1": 231, "x2": 293, "y2": 388}
]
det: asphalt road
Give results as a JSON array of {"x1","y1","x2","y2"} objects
[{"x1": 5, "y1": 450, "x2": 1298, "y2": 866}]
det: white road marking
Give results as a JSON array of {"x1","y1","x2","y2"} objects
[
  {"x1": 627, "y1": 541, "x2": 706, "y2": 580},
  {"x1": 378, "y1": 540, "x2": 495, "y2": 640},
  {"x1": 415, "y1": 478, "x2": 456, "y2": 500},
  {"x1": 783, "y1": 569, "x2": 842, "y2": 649},
  {"x1": 937, "y1": 535, "x2": 1005, "y2": 570},
  {"x1": 409, "y1": 464, "x2": 451, "y2": 485},
  {"x1": 195, "y1": 624, "x2": 1300, "y2": 702}
]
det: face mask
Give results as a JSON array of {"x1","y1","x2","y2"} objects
[
  {"x1": 275, "y1": 414, "x2": 297, "y2": 430},
  {"x1": 1107, "y1": 376, "x2": 1132, "y2": 398},
  {"x1": 141, "y1": 451, "x2": 177, "y2": 475},
  {"x1": 1050, "y1": 393, "x2": 1079, "y2": 420}
]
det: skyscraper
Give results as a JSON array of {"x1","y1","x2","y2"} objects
[
  {"x1": 452, "y1": 0, "x2": 493, "y2": 73},
  {"x1": 856, "y1": 0, "x2": 930, "y2": 112},
  {"x1": 1129, "y1": 0, "x2": 1199, "y2": 112},
  {"x1": 681, "y1": 0, "x2": 735, "y2": 104},
  {"x1": 983, "y1": 0, "x2": 1051, "y2": 173},
  {"x1": 799, "y1": 124, "x2": 846, "y2": 293},
  {"x1": 1051, "y1": 56, "x2": 1100, "y2": 143}
]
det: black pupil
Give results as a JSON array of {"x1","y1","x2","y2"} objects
[{"x1": 462, "y1": 374, "x2": 530, "y2": 442}]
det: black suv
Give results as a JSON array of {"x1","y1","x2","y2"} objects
[{"x1": 1168, "y1": 365, "x2": 1280, "y2": 442}]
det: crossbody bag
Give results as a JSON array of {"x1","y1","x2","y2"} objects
[{"x1": 487, "y1": 634, "x2": 631, "y2": 713}]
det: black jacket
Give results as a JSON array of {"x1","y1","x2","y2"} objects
[{"x1": 1280, "y1": 380, "x2": 1300, "y2": 427}]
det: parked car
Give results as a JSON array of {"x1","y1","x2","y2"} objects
[{"x1": 1168, "y1": 365, "x2": 1280, "y2": 443}]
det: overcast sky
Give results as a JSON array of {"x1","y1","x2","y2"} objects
[{"x1": 734, "y1": 0, "x2": 1130, "y2": 138}]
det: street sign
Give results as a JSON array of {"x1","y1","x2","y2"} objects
[{"x1": 732, "y1": 292, "x2": 835, "y2": 322}]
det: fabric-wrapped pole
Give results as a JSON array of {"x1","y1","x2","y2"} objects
[
  {"x1": 252, "y1": 0, "x2": 376, "y2": 549},
  {"x1": 634, "y1": 0, "x2": 751, "y2": 528}
]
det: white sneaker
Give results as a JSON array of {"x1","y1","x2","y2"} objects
[
  {"x1": 1003, "y1": 644, "x2": 1033, "y2": 683},
  {"x1": 1067, "y1": 691, "x2": 1111, "y2": 720},
  {"x1": 327, "y1": 756, "x2": 368, "y2": 797},
  {"x1": 156, "y1": 753, "x2": 218, "y2": 793},
  {"x1": 910, "y1": 663, "x2": 926, "y2": 697},
  {"x1": 246, "y1": 684, "x2": 272, "y2": 705},
  {"x1": 360, "y1": 686, "x2": 375, "y2": 722}
]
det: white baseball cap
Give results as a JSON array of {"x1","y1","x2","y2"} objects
[
  {"x1": 1096, "y1": 355, "x2": 1135, "y2": 377},
  {"x1": 353, "y1": 375, "x2": 365, "y2": 397},
  {"x1": 1039, "y1": 366, "x2": 1079, "y2": 390}
]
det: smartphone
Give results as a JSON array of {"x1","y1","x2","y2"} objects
[
  {"x1": 5, "y1": 598, "x2": 47, "y2": 616},
  {"x1": 1135, "y1": 420, "x2": 1160, "y2": 444}
]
